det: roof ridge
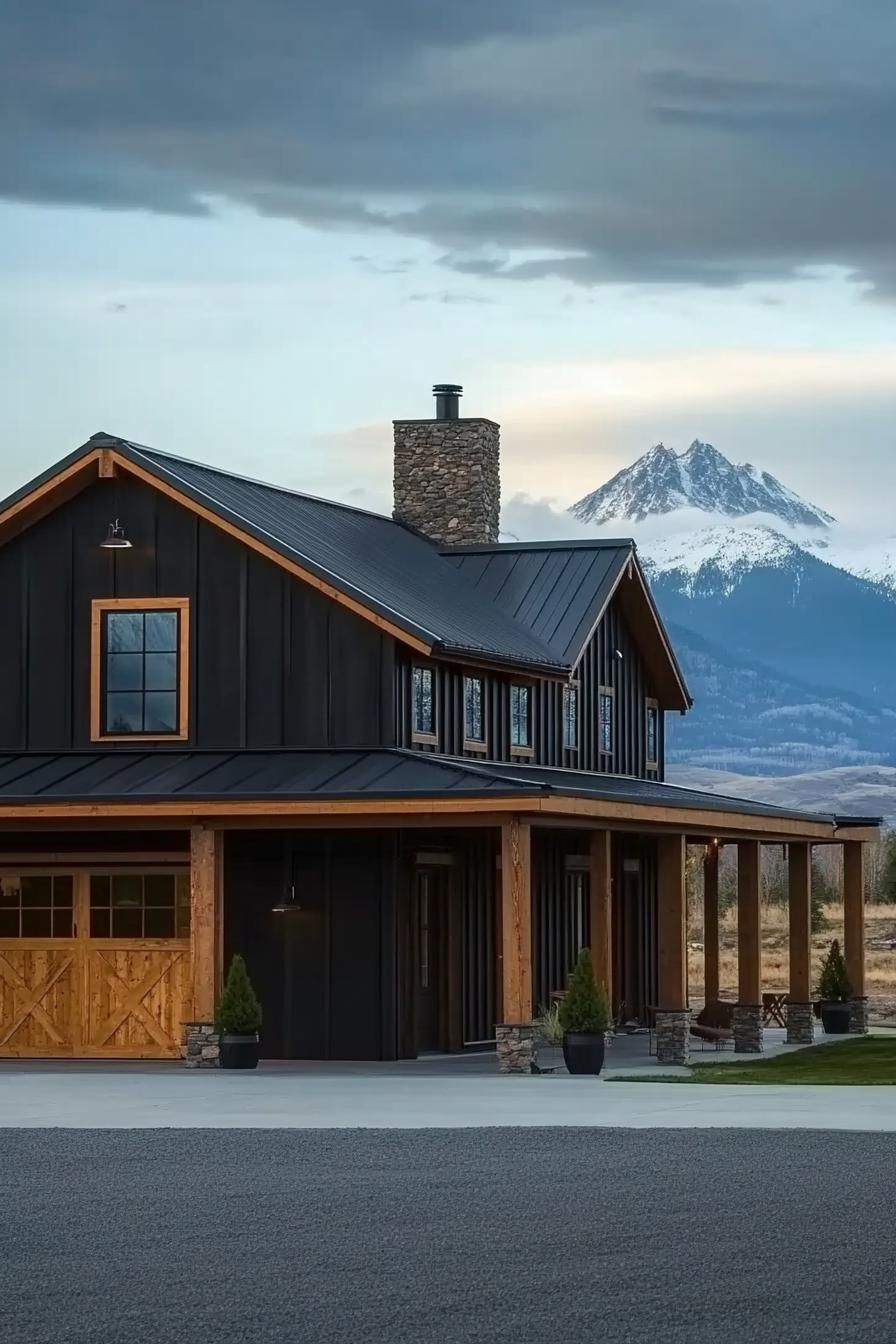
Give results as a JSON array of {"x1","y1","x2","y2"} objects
[{"x1": 440, "y1": 539, "x2": 636, "y2": 554}]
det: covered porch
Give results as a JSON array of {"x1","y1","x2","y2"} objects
[{"x1": 0, "y1": 748, "x2": 880, "y2": 1065}]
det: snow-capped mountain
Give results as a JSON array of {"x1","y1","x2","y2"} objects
[
  {"x1": 566, "y1": 439, "x2": 896, "y2": 776},
  {"x1": 570, "y1": 440, "x2": 835, "y2": 529}
]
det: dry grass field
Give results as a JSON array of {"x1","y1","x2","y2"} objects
[{"x1": 688, "y1": 901, "x2": 896, "y2": 1023}]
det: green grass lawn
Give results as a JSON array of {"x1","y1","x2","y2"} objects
[{"x1": 620, "y1": 1036, "x2": 896, "y2": 1085}]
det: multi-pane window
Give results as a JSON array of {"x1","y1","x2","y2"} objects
[
  {"x1": 563, "y1": 684, "x2": 578, "y2": 750},
  {"x1": 0, "y1": 875, "x2": 73, "y2": 938},
  {"x1": 95, "y1": 600, "x2": 188, "y2": 739},
  {"x1": 89, "y1": 874, "x2": 191, "y2": 939},
  {"x1": 510, "y1": 684, "x2": 532, "y2": 748},
  {"x1": 464, "y1": 676, "x2": 484, "y2": 742},
  {"x1": 646, "y1": 700, "x2": 659, "y2": 766},
  {"x1": 412, "y1": 666, "x2": 435, "y2": 736},
  {"x1": 599, "y1": 687, "x2": 614, "y2": 755}
]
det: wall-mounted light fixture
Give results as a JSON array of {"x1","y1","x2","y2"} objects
[
  {"x1": 272, "y1": 883, "x2": 302, "y2": 915},
  {"x1": 100, "y1": 519, "x2": 132, "y2": 549}
]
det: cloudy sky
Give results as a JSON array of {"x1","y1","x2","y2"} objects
[{"x1": 2, "y1": 1, "x2": 895, "y2": 531}]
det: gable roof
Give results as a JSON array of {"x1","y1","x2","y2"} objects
[
  {"x1": 0, "y1": 433, "x2": 690, "y2": 702},
  {"x1": 440, "y1": 540, "x2": 691, "y2": 708}
]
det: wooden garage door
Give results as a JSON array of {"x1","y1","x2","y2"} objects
[{"x1": 0, "y1": 870, "x2": 192, "y2": 1058}]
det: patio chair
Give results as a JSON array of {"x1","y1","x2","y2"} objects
[{"x1": 690, "y1": 1001, "x2": 735, "y2": 1050}]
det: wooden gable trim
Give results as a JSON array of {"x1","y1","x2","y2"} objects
[
  {"x1": 0, "y1": 449, "x2": 104, "y2": 548},
  {"x1": 107, "y1": 452, "x2": 435, "y2": 658}
]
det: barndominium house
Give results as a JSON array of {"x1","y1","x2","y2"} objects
[{"x1": 0, "y1": 385, "x2": 879, "y2": 1068}]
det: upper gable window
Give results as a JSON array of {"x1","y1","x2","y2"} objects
[
  {"x1": 563, "y1": 683, "x2": 578, "y2": 751},
  {"x1": 464, "y1": 676, "x2": 485, "y2": 743},
  {"x1": 92, "y1": 599, "x2": 189, "y2": 741},
  {"x1": 412, "y1": 666, "x2": 436, "y2": 740},
  {"x1": 510, "y1": 684, "x2": 532, "y2": 751},
  {"x1": 599, "y1": 686, "x2": 614, "y2": 756},
  {"x1": 646, "y1": 698, "x2": 660, "y2": 767}
]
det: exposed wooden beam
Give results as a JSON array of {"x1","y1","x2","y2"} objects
[
  {"x1": 98, "y1": 450, "x2": 117, "y2": 478},
  {"x1": 657, "y1": 833, "x2": 687, "y2": 1011},
  {"x1": 737, "y1": 840, "x2": 762, "y2": 1006},
  {"x1": 703, "y1": 843, "x2": 720, "y2": 1007},
  {"x1": 499, "y1": 817, "x2": 532, "y2": 1024},
  {"x1": 588, "y1": 829, "x2": 613, "y2": 1004},
  {"x1": 788, "y1": 842, "x2": 812, "y2": 1003},
  {"x1": 189, "y1": 827, "x2": 221, "y2": 1023},
  {"x1": 843, "y1": 840, "x2": 865, "y2": 998}
]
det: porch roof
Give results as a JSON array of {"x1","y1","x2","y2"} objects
[{"x1": 0, "y1": 750, "x2": 880, "y2": 840}]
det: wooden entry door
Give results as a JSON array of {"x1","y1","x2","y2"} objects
[
  {"x1": 414, "y1": 863, "x2": 462, "y2": 1054},
  {"x1": 0, "y1": 870, "x2": 191, "y2": 1059}
]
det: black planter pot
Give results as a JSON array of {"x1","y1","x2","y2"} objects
[
  {"x1": 219, "y1": 1032, "x2": 260, "y2": 1069},
  {"x1": 820, "y1": 1002, "x2": 851, "y2": 1035},
  {"x1": 562, "y1": 1031, "x2": 606, "y2": 1076}
]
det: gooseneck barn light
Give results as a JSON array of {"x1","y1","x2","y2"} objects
[{"x1": 100, "y1": 519, "x2": 132, "y2": 549}]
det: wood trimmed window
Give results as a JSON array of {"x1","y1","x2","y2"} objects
[
  {"x1": 0, "y1": 874, "x2": 74, "y2": 938},
  {"x1": 646, "y1": 698, "x2": 660, "y2": 768},
  {"x1": 91, "y1": 598, "x2": 190, "y2": 742},
  {"x1": 412, "y1": 665, "x2": 437, "y2": 742},
  {"x1": 510, "y1": 683, "x2": 533, "y2": 755},
  {"x1": 464, "y1": 675, "x2": 487, "y2": 751},
  {"x1": 599, "y1": 685, "x2": 615, "y2": 756},
  {"x1": 563, "y1": 681, "x2": 579, "y2": 751}
]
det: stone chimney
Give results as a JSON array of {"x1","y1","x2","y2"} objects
[{"x1": 393, "y1": 384, "x2": 500, "y2": 544}]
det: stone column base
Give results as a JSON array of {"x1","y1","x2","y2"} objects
[
  {"x1": 785, "y1": 1001, "x2": 814, "y2": 1045},
  {"x1": 848, "y1": 997, "x2": 869, "y2": 1035},
  {"x1": 733, "y1": 1003, "x2": 763, "y2": 1053},
  {"x1": 655, "y1": 1009, "x2": 691, "y2": 1065},
  {"x1": 184, "y1": 1021, "x2": 220, "y2": 1068},
  {"x1": 496, "y1": 1023, "x2": 537, "y2": 1074}
]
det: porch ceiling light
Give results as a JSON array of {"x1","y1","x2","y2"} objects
[
  {"x1": 100, "y1": 518, "x2": 132, "y2": 549},
  {"x1": 272, "y1": 884, "x2": 302, "y2": 914}
]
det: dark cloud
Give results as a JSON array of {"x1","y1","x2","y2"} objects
[{"x1": 2, "y1": 0, "x2": 895, "y2": 292}]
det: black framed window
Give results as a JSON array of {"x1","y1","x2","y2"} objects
[
  {"x1": 599, "y1": 687, "x2": 614, "y2": 755},
  {"x1": 102, "y1": 608, "x2": 181, "y2": 736},
  {"x1": 563, "y1": 684, "x2": 578, "y2": 750},
  {"x1": 464, "y1": 676, "x2": 484, "y2": 741},
  {"x1": 89, "y1": 873, "x2": 191, "y2": 939},
  {"x1": 412, "y1": 666, "x2": 435, "y2": 736},
  {"x1": 510, "y1": 684, "x2": 531, "y2": 748},
  {"x1": 0, "y1": 875, "x2": 73, "y2": 939},
  {"x1": 646, "y1": 700, "x2": 659, "y2": 766}
]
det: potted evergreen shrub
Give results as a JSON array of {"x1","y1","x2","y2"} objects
[
  {"x1": 215, "y1": 954, "x2": 263, "y2": 1068},
  {"x1": 817, "y1": 939, "x2": 852, "y2": 1035},
  {"x1": 558, "y1": 948, "x2": 611, "y2": 1075}
]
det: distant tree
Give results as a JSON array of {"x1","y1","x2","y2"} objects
[
  {"x1": 875, "y1": 831, "x2": 896, "y2": 905},
  {"x1": 811, "y1": 855, "x2": 837, "y2": 931}
]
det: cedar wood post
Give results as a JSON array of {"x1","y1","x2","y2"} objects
[
  {"x1": 703, "y1": 843, "x2": 720, "y2": 1007},
  {"x1": 656, "y1": 834, "x2": 687, "y2": 1012},
  {"x1": 737, "y1": 840, "x2": 762, "y2": 1006},
  {"x1": 190, "y1": 826, "x2": 221, "y2": 1023},
  {"x1": 499, "y1": 816, "x2": 533, "y2": 1024},
  {"x1": 589, "y1": 830, "x2": 613, "y2": 1006},
  {"x1": 843, "y1": 840, "x2": 866, "y2": 1010},
  {"x1": 788, "y1": 842, "x2": 812, "y2": 1003}
]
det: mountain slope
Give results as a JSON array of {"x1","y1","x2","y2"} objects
[
  {"x1": 571, "y1": 439, "x2": 835, "y2": 528},
  {"x1": 667, "y1": 764, "x2": 896, "y2": 827}
]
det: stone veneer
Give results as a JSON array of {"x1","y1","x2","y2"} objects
[
  {"x1": 184, "y1": 1021, "x2": 220, "y2": 1068},
  {"x1": 655, "y1": 1009, "x2": 690, "y2": 1065},
  {"x1": 393, "y1": 418, "x2": 500, "y2": 545},
  {"x1": 733, "y1": 1003, "x2": 763, "y2": 1053},
  {"x1": 496, "y1": 1022, "x2": 537, "y2": 1074},
  {"x1": 785, "y1": 1001, "x2": 815, "y2": 1045},
  {"x1": 848, "y1": 996, "x2": 869, "y2": 1035}
]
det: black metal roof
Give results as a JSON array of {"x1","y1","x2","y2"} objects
[
  {"x1": 113, "y1": 439, "x2": 567, "y2": 672},
  {"x1": 439, "y1": 541, "x2": 632, "y2": 665},
  {"x1": 0, "y1": 750, "x2": 879, "y2": 829}
]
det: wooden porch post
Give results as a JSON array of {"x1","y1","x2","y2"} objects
[
  {"x1": 786, "y1": 842, "x2": 814, "y2": 1043},
  {"x1": 843, "y1": 841, "x2": 868, "y2": 1034},
  {"x1": 703, "y1": 843, "x2": 720, "y2": 1009},
  {"x1": 656, "y1": 833, "x2": 689, "y2": 1063},
  {"x1": 496, "y1": 816, "x2": 533, "y2": 1072},
  {"x1": 589, "y1": 830, "x2": 613, "y2": 1008},
  {"x1": 189, "y1": 826, "x2": 221, "y2": 1025},
  {"x1": 735, "y1": 840, "x2": 763, "y2": 1052}
]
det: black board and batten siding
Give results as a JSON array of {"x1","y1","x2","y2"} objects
[
  {"x1": 396, "y1": 593, "x2": 664, "y2": 779},
  {"x1": 0, "y1": 474, "x2": 394, "y2": 751}
]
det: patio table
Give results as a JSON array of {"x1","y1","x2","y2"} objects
[{"x1": 762, "y1": 992, "x2": 788, "y2": 1027}]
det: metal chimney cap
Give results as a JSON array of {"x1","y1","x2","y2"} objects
[{"x1": 432, "y1": 383, "x2": 463, "y2": 395}]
